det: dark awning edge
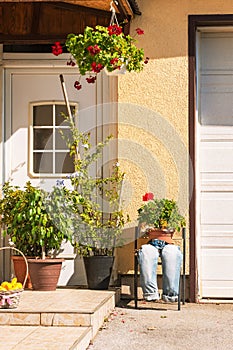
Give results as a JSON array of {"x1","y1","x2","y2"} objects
[{"x1": 128, "y1": 0, "x2": 141, "y2": 15}]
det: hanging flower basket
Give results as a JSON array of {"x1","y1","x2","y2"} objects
[
  {"x1": 66, "y1": 25, "x2": 145, "y2": 73},
  {"x1": 52, "y1": 24, "x2": 148, "y2": 89}
]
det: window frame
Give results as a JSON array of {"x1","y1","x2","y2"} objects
[{"x1": 29, "y1": 100, "x2": 78, "y2": 178}]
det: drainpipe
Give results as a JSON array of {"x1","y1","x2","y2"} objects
[{"x1": 0, "y1": 44, "x2": 8, "y2": 279}]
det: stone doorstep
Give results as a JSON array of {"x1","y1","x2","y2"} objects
[
  {"x1": 0, "y1": 294, "x2": 114, "y2": 339},
  {"x1": 0, "y1": 325, "x2": 92, "y2": 350},
  {"x1": 0, "y1": 288, "x2": 119, "y2": 349}
]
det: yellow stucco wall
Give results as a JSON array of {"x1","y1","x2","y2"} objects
[{"x1": 116, "y1": 0, "x2": 233, "y2": 273}]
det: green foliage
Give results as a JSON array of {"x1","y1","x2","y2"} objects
[
  {"x1": 137, "y1": 198, "x2": 185, "y2": 232},
  {"x1": 0, "y1": 182, "x2": 72, "y2": 258},
  {"x1": 59, "y1": 113, "x2": 130, "y2": 256},
  {"x1": 65, "y1": 25, "x2": 145, "y2": 75}
]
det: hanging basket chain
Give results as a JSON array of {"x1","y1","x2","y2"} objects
[{"x1": 110, "y1": 0, "x2": 119, "y2": 26}]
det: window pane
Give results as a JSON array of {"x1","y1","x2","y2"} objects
[
  {"x1": 55, "y1": 129, "x2": 72, "y2": 150},
  {"x1": 200, "y1": 75, "x2": 233, "y2": 126},
  {"x1": 34, "y1": 129, "x2": 53, "y2": 150},
  {"x1": 55, "y1": 105, "x2": 76, "y2": 126},
  {"x1": 33, "y1": 152, "x2": 53, "y2": 173},
  {"x1": 33, "y1": 105, "x2": 53, "y2": 126},
  {"x1": 55, "y1": 152, "x2": 74, "y2": 173}
]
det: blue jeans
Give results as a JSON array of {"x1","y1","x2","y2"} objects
[{"x1": 137, "y1": 240, "x2": 182, "y2": 301}]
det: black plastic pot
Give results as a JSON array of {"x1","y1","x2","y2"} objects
[{"x1": 83, "y1": 256, "x2": 114, "y2": 290}]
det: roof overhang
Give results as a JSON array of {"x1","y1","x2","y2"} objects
[
  {"x1": 0, "y1": 1, "x2": 141, "y2": 44},
  {"x1": 0, "y1": 0, "x2": 141, "y2": 17}
]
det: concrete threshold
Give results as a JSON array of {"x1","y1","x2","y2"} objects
[{"x1": 198, "y1": 298, "x2": 233, "y2": 304}]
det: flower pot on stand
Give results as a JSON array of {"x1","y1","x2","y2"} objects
[
  {"x1": 11, "y1": 255, "x2": 32, "y2": 290},
  {"x1": 28, "y1": 258, "x2": 64, "y2": 291},
  {"x1": 147, "y1": 229, "x2": 174, "y2": 244},
  {"x1": 83, "y1": 256, "x2": 114, "y2": 290}
]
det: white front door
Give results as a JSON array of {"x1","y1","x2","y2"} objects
[
  {"x1": 197, "y1": 31, "x2": 233, "y2": 299},
  {"x1": 2, "y1": 53, "x2": 116, "y2": 285}
]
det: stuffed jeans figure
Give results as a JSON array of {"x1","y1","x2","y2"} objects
[{"x1": 138, "y1": 239, "x2": 182, "y2": 302}]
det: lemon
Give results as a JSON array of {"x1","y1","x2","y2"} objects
[
  {"x1": 15, "y1": 282, "x2": 23, "y2": 289},
  {"x1": 1, "y1": 281, "x2": 12, "y2": 290},
  {"x1": 11, "y1": 277, "x2": 17, "y2": 286}
]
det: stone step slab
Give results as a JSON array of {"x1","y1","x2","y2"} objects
[
  {"x1": 0, "y1": 288, "x2": 117, "y2": 348},
  {"x1": 0, "y1": 325, "x2": 92, "y2": 350}
]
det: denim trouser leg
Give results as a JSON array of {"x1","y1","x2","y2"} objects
[
  {"x1": 160, "y1": 244, "x2": 182, "y2": 297},
  {"x1": 137, "y1": 244, "x2": 160, "y2": 301}
]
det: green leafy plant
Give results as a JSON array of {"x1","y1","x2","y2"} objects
[
  {"x1": 0, "y1": 182, "x2": 72, "y2": 259},
  {"x1": 57, "y1": 112, "x2": 130, "y2": 256},
  {"x1": 137, "y1": 193, "x2": 185, "y2": 232}
]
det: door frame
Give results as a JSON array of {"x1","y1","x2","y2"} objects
[{"x1": 188, "y1": 14, "x2": 233, "y2": 302}]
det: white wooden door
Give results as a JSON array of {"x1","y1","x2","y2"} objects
[{"x1": 198, "y1": 31, "x2": 233, "y2": 299}]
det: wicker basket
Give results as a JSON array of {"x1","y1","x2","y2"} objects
[{"x1": 0, "y1": 246, "x2": 28, "y2": 309}]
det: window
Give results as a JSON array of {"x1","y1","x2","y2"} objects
[{"x1": 29, "y1": 102, "x2": 77, "y2": 176}]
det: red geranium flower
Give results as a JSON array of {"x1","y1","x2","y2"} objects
[
  {"x1": 52, "y1": 42, "x2": 63, "y2": 56},
  {"x1": 86, "y1": 76, "x2": 97, "y2": 84},
  {"x1": 144, "y1": 57, "x2": 149, "y2": 64},
  {"x1": 74, "y1": 81, "x2": 82, "y2": 90},
  {"x1": 136, "y1": 28, "x2": 144, "y2": 35},
  {"x1": 67, "y1": 59, "x2": 76, "y2": 66},
  {"x1": 87, "y1": 44, "x2": 101, "y2": 56},
  {"x1": 142, "y1": 192, "x2": 154, "y2": 201},
  {"x1": 108, "y1": 24, "x2": 122, "y2": 36},
  {"x1": 110, "y1": 58, "x2": 119, "y2": 65},
  {"x1": 91, "y1": 62, "x2": 104, "y2": 73}
]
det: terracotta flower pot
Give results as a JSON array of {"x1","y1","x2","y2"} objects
[
  {"x1": 147, "y1": 228, "x2": 174, "y2": 244},
  {"x1": 28, "y1": 258, "x2": 64, "y2": 291}
]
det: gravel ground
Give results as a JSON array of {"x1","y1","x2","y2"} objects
[{"x1": 88, "y1": 300, "x2": 233, "y2": 350}]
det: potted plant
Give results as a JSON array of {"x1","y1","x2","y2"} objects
[
  {"x1": 52, "y1": 24, "x2": 148, "y2": 89},
  {"x1": 57, "y1": 112, "x2": 130, "y2": 289},
  {"x1": 137, "y1": 192, "x2": 186, "y2": 243},
  {"x1": 0, "y1": 182, "x2": 72, "y2": 291}
]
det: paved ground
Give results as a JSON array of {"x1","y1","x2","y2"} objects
[{"x1": 88, "y1": 300, "x2": 233, "y2": 350}]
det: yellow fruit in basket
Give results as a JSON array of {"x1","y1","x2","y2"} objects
[
  {"x1": 0, "y1": 286, "x2": 7, "y2": 291},
  {"x1": 1, "y1": 279, "x2": 22, "y2": 290},
  {"x1": 1, "y1": 281, "x2": 11, "y2": 290},
  {"x1": 7, "y1": 283, "x2": 12, "y2": 290},
  {"x1": 11, "y1": 277, "x2": 17, "y2": 286},
  {"x1": 15, "y1": 282, "x2": 23, "y2": 290}
]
